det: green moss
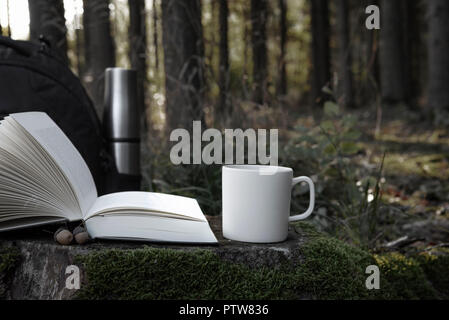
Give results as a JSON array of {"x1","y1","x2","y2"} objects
[
  {"x1": 417, "y1": 250, "x2": 449, "y2": 298},
  {"x1": 375, "y1": 253, "x2": 437, "y2": 299},
  {"x1": 293, "y1": 221, "x2": 322, "y2": 237},
  {"x1": 293, "y1": 236, "x2": 378, "y2": 299},
  {"x1": 74, "y1": 227, "x2": 448, "y2": 300},
  {"x1": 75, "y1": 248, "x2": 295, "y2": 300}
]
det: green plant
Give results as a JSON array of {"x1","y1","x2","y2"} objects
[
  {"x1": 283, "y1": 100, "x2": 387, "y2": 249},
  {"x1": 144, "y1": 141, "x2": 222, "y2": 216}
]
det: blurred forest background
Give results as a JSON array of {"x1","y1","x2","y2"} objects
[{"x1": 1, "y1": 0, "x2": 449, "y2": 251}]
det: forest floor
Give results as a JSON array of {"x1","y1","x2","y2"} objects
[
  {"x1": 362, "y1": 108, "x2": 449, "y2": 249},
  {"x1": 289, "y1": 103, "x2": 449, "y2": 251}
]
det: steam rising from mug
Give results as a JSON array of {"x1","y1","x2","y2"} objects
[{"x1": 103, "y1": 68, "x2": 140, "y2": 176}]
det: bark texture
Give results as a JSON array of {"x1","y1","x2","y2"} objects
[
  {"x1": 218, "y1": 0, "x2": 230, "y2": 123},
  {"x1": 83, "y1": 0, "x2": 116, "y2": 118},
  {"x1": 379, "y1": 0, "x2": 407, "y2": 103},
  {"x1": 428, "y1": 0, "x2": 449, "y2": 113},
  {"x1": 310, "y1": 0, "x2": 330, "y2": 105},
  {"x1": 161, "y1": 0, "x2": 205, "y2": 131},
  {"x1": 28, "y1": 0, "x2": 68, "y2": 63},
  {"x1": 336, "y1": 0, "x2": 353, "y2": 108},
  {"x1": 278, "y1": 0, "x2": 287, "y2": 96},
  {"x1": 128, "y1": 0, "x2": 148, "y2": 128},
  {"x1": 250, "y1": 0, "x2": 268, "y2": 105}
]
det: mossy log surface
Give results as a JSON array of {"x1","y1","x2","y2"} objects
[{"x1": 0, "y1": 216, "x2": 448, "y2": 300}]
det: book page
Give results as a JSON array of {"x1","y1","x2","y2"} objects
[
  {"x1": 84, "y1": 191, "x2": 218, "y2": 243},
  {"x1": 0, "y1": 120, "x2": 80, "y2": 220},
  {"x1": 0, "y1": 216, "x2": 68, "y2": 232},
  {"x1": 85, "y1": 191, "x2": 207, "y2": 221},
  {"x1": 85, "y1": 215, "x2": 217, "y2": 244},
  {"x1": 9, "y1": 112, "x2": 97, "y2": 216}
]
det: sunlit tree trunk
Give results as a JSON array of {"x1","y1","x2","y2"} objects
[
  {"x1": 310, "y1": 0, "x2": 330, "y2": 105},
  {"x1": 278, "y1": 0, "x2": 287, "y2": 96},
  {"x1": 6, "y1": 0, "x2": 11, "y2": 37},
  {"x1": 75, "y1": 27, "x2": 83, "y2": 76},
  {"x1": 83, "y1": 0, "x2": 116, "y2": 118},
  {"x1": 128, "y1": 0, "x2": 148, "y2": 129},
  {"x1": 161, "y1": 0, "x2": 205, "y2": 131},
  {"x1": 336, "y1": 0, "x2": 353, "y2": 108},
  {"x1": 250, "y1": 0, "x2": 268, "y2": 105},
  {"x1": 428, "y1": 0, "x2": 449, "y2": 116},
  {"x1": 218, "y1": 0, "x2": 230, "y2": 123},
  {"x1": 28, "y1": 0, "x2": 68, "y2": 63}
]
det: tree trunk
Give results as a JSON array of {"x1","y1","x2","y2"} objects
[
  {"x1": 336, "y1": 0, "x2": 353, "y2": 108},
  {"x1": 28, "y1": 0, "x2": 68, "y2": 63},
  {"x1": 152, "y1": 0, "x2": 160, "y2": 74},
  {"x1": 360, "y1": 0, "x2": 380, "y2": 105},
  {"x1": 128, "y1": 0, "x2": 148, "y2": 129},
  {"x1": 83, "y1": 0, "x2": 116, "y2": 118},
  {"x1": 250, "y1": 0, "x2": 268, "y2": 105},
  {"x1": 75, "y1": 27, "x2": 83, "y2": 76},
  {"x1": 366, "y1": 0, "x2": 379, "y2": 83},
  {"x1": 379, "y1": 0, "x2": 406, "y2": 104},
  {"x1": 404, "y1": 0, "x2": 426, "y2": 108},
  {"x1": 6, "y1": 0, "x2": 11, "y2": 37},
  {"x1": 428, "y1": 0, "x2": 449, "y2": 114},
  {"x1": 218, "y1": 0, "x2": 230, "y2": 123},
  {"x1": 278, "y1": 0, "x2": 287, "y2": 96},
  {"x1": 161, "y1": 0, "x2": 205, "y2": 131},
  {"x1": 310, "y1": 0, "x2": 330, "y2": 105},
  {"x1": 242, "y1": 4, "x2": 251, "y2": 99}
]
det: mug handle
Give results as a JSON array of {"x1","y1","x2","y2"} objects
[{"x1": 289, "y1": 176, "x2": 315, "y2": 222}]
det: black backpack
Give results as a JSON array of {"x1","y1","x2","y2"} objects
[{"x1": 0, "y1": 36, "x2": 113, "y2": 195}]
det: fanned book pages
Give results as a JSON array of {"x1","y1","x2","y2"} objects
[{"x1": 0, "y1": 112, "x2": 217, "y2": 244}]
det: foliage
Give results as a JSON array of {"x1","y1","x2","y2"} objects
[
  {"x1": 283, "y1": 100, "x2": 386, "y2": 249},
  {"x1": 148, "y1": 151, "x2": 222, "y2": 216}
]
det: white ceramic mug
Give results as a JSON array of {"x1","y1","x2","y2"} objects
[{"x1": 222, "y1": 165, "x2": 315, "y2": 243}]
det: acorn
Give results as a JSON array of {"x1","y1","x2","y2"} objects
[
  {"x1": 73, "y1": 225, "x2": 90, "y2": 245},
  {"x1": 54, "y1": 227, "x2": 73, "y2": 245}
]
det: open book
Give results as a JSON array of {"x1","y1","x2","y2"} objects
[{"x1": 0, "y1": 112, "x2": 217, "y2": 244}]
